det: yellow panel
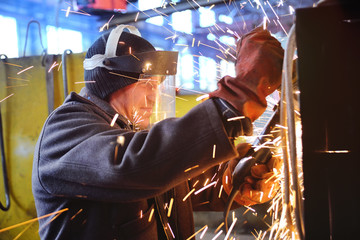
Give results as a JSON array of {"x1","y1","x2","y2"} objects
[
  {"x1": 175, "y1": 94, "x2": 201, "y2": 117},
  {"x1": 0, "y1": 53, "x2": 85, "y2": 239}
]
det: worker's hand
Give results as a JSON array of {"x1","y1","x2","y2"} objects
[
  {"x1": 209, "y1": 27, "x2": 284, "y2": 121},
  {"x1": 223, "y1": 144, "x2": 282, "y2": 206}
]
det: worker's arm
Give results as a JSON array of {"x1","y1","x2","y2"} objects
[{"x1": 33, "y1": 98, "x2": 238, "y2": 202}]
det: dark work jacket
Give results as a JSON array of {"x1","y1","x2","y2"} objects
[{"x1": 32, "y1": 87, "x2": 239, "y2": 240}]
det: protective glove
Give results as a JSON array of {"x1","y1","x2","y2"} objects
[
  {"x1": 209, "y1": 27, "x2": 284, "y2": 121},
  {"x1": 223, "y1": 144, "x2": 282, "y2": 206}
]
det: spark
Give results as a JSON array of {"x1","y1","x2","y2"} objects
[
  {"x1": 70, "y1": 209, "x2": 83, "y2": 220},
  {"x1": 0, "y1": 208, "x2": 69, "y2": 233},
  {"x1": 211, "y1": 172, "x2": 217, "y2": 181},
  {"x1": 227, "y1": 116, "x2": 245, "y2": 121},
  {"x1": 211, "y1": 229, "x2": 223, "y2": 240},
  {"x1": 214, "y1": 23, "x2": 225, "y2": 33},
  {"x1": 209, "y1": 4, "x2": 215, "y2": 10},
  {"x1": 192, "y1": 38, "x2": 195, "y2": 47},
  {"x1": 0, "y1": 93, "x2": 14, "y2": 103},
  {"x1": 148, "y1": 208, "x2": 155, "y2": 222},
  {"x1": 17, "y1": 65, "x2": 33, "y2": 75},
  {"x1": 109, "y1": 72, "x2": 139, "y2": 80},
  {"x1": 13, "y1": 222, "x2": 33, "y2": 240},
  {"x1": 167, "y1": 198, "x2": 174, "y2": 217},
  {"x1": 275, "y1": 124, "x2": 288, "y2": 129},
  {"x1": 196, "y1": 94, "x2": 209, "y2": 102},
  {"x1": 289, "y1": 5, "x2": 295, "y2": 15},
  {"x1": 4, "y1": 62, "x2": 22, "y2": 67},
  {"x1": 186, "y1": 225, "x2": 208, "y2": 240},
  {"x1": 254, "y1": 0, "x2": 270, "y2": 23},
  {"x1": 199, "y1": 42, "x2": 221, "y2": 51},
  {"x1": 135, "y1": 12, "x2": 140, "y2": 22},
  {"x1": 320, "y1": 150, "x2": 350, "y2": 154},
  {"x1": 140, "y1": 210, "x2": 143, "y2": 218},
  {"x1": 192, "y1": 0, "x2": 201, "y2": 8},
  {"x1": 48, "y1": 61, "x2": 59, "y2": 73},
  {"x1": 243, "y1": 205, "x2": 256, "y2": 213},
  {"x1": 199, "y1": 225, "x2": 208, "y2": 239},
  {"x1": 75, "y1": 81, "x2": 95, "y2": 84},
  {"x1": 216, "y1": 55, "x2": 227, "y2": 62},
  {"x1": 167, "y1": 222, "x2": 176, "y2": 238},
  {"x1": 224, "y1": 218, "x2": 237, "y2": 240},
  {"x1": 260, "y1": 191, "x2": 264, "y2": 202},
  {"x1": 183, "y1": 188, "x2": 196, "y2": 201},
  {"x1": 212, "y1": 144, "x2": 216, "y2": 158},
  {"x1": 218, "y1": 184, "x2": 223, "y2": 198},
  {"x1": 192, "y1": 180, "x2": 199, "y2": 187},
  {"x1": 65, "y1": 6, "x2": 70, "y2": 17},
  {"x1": 99, "y1": 15, "x2": 114, "y2": 32},
  {"x1": 130, "y1": 54, "x2": 140, "y2": 61},
  {"x1": 215, "y1": 222, "x2": 224, "y2": 233},
  {"x1": 110, "y1": 113, "x2": 119, "y2": 127},
  {"x1": 277, "y1": 19, "x2": 288, "y2": 36},
  {"x1": 267, "y1": 1, "x2": 279, "y2": 19},
  {"x1": 184, "y1": 165, "x2": 199, "y2": 172},
  {"x1": 203, "y1": 178, "x2": 209, "y2": 187},
  {"x1": 60, "y1": 9, "x2": 91, "y2": 16},
  {"x1": 194, "y1": 181, "x2": 216, "y2": 195}
]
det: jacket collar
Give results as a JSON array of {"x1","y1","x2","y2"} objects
[{"x1": 65, "y1": 87, "x2": 131, "y2": 127}]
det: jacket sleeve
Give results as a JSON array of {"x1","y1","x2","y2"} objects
[{"x1": 34, "y1": 99, "x2": 238, "y2": 202}]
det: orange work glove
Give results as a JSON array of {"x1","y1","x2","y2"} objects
[
  {"x1": 209, "y1": 27, "x2": 284, "y2": 121},
  {"x1": 223, "y1": 145, "x2": 282, "y2": 206}
]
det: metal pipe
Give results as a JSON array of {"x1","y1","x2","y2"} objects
[{"x1": 109, "y1": 0, "x2": 225, "y2": 27}]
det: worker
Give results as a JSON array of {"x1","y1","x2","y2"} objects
[{"x1": 32, "y1": 24, "x2": 284, "y2": 240}]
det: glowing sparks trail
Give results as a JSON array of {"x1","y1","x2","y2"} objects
[
  {"x1": 194, "y1": 181, "x2": 216, "y2": 195},
  {"x1": 212, "y1": 144, "x2": 216, "y2": 158},
  {"x1": 110, "y1": 113, "x2": 119, "y2": 127},
  {"x1": 167, "y1": 198, "x2": 174, "y2": 217},
  {"x1": 65, "y1": 6, "x2": 70, "y2": 17},
  {"x1": 184, "y1": 165, "x2": 199, "y2": 172},
  {"x1": 148, "y1": 208, "x2": 155, "y2": 222},
  {"x1": 218, "y1": 184, "x2": 223, "y2": 198},
  {"x1": 199, "y1": 225, "x2": 208, "y2": 239},
  {"x1": 0, "y1": 93, "x2": 14, "y2": 103},
  {"x1": 0, "y1": 208, "x2": 69, "y2": 233},
  {"x1": 227, "y1": 116, "x2": 245, "y2": 121},
  {"x1": 211, "y1": 229, "x2": 223, "y2": 240},
  {"x1": 100, "y1": 15, "x2": 115, "y2": 32},
  {"x1": 48, "y1": 61, "x2": 59, "y2": 73},
  {"x1": 167, "y1": 223, "x2": 176, "y2": 238},
  {"x1": 183, "y1": 188, "x2": 195, "y2": 201},
  {"x1": 186, "y1": 225, "x2": 208, "y2": 240},
  {"x1": 224, "y1": 218, "x2": 237, "y2": 240},
  {"x1": 17, "y1": 66, "x2": 33, "y2": 75}
]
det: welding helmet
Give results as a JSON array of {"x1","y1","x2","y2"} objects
[{"x1": 84, "y1": 25, "x2": 178, "y2": 129}]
